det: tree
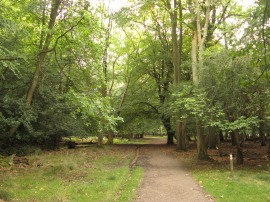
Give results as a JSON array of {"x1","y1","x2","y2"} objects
[
  {"x1": 7, "y1": 0, "x2": 62, "y2": 136},
  {"x1": 113, "y1": 1, "x2": 177, "y2": 144},
  {"x1": 187, "y1": 0, "x2": 211, "y2": 160},
  {"x1": 0, "y1": 0, "x2": 120, "y2": 150}
]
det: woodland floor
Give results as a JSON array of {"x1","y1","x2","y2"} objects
[
  {"x1": 123, "y1": 137, "x2": 270, "y2": 202},
  {"x1": 0, "y1": 137, "x2": 268, "y2": 202}
]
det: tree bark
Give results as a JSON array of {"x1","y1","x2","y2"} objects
[
  {"x1": 197, "y1": 120, "x2": 209, "y2": 160},
  {"x1": 231, "y1": 132, "x2": 237, "y2": 146},
  {"x1": 98, "y1": 135, "x2": 103, "y2": 147},
  {"x1": 100, "y1": 15, "x2": 112, "y2": 145},
  {"x1": 206, "y1": 126, "x2": 220, "y2": 149},
  {"x1": 189, "y1": 0, "x2": 211, "y2": 160},
  {"x1": 27, "y1": 0, "x2": 61, "y2": 104},
  {"x1": 167, "y1": 0, "x2": 181, "y2": 84},
  {"x1": 259, "y1": 98, "x2": 267, "y2": 146},
  {"x1": 107, "y1": 132, "x2": 114, "y2": 145},
  {"x1": 219, "y1": 130, "x2": 224, "y2": 142},
  {"x1": 161, "y1": 115, "x2": 174, "y2": 145},
  {"x1": 234, "y1": 130, "x2": 244, "y2": 164},
  {"x1": 176, "y1": 120, "x2": 187, "y2": 151},
  {"x1": 260, "y1": 132, "x2": 267, "y2": 146}
]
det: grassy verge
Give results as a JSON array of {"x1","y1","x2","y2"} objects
[
  {"x1": 0, "y1": 146, "x2": 143, "y2": 202},
  {"x1": 192, "y1": 166, "x2": 270, "y2": 202}
]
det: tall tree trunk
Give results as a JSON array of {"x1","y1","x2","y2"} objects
[
  {"x1": 260, "y1": 132, "x2": 267, "y2": 146},
  {"x1": 231, "y1": 132, "x2": 237, "y2": 146},
  {"x1": 176, "y1": 120, "x2": 187, "y2": 151},
  {"x1": 197, "y1": 120, "x2": 209, "y2": 160},
  {"x1": 9, "y1": 0, "x2": 61, "y2": 136},
  {"x1": 234, "y1": 130, "x2": 244, "y2": 164},
  {"x1": 219, "y1": 130, "x2": 224, "y2": 142},
  {"x1": 161, "y1": 115, "x2": 174, "y2": 145},
  {"x1": 259, "y1": 98, "x2": 267, "y2": 146},
  {"x1": 206, "y1": 126, "x2": 220, "y2": 149},
  {"x1": 107, "y1": 132, "x2": 114, "y2": 145},
  {"x1": 99, "y1": 15, "x2": 112, "y2": 146},
  {"x1": 166, "y1": 0, "x2": 184, "y2": 149},
  {"x1": 27, "y1": 0, "x2": 61, "y2": 104},
  {"x1": 98, "y1": 134, "x2": 103, "y2": 147},
  {"x1": 189, "y1": 0, "x2": 211, "y2": 160},
  {"x1": 168, "y1": 0, "x2": 181, "y2": 84}
]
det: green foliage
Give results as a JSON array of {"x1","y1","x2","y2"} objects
[
  {"x1": 170, "y1": 48, "x2": 262, "y2": 134},
  {"x1": 0, "y1": 0, "x2": 122, "y2": 149},
  {"x1": 221, "y1": 116, "x2": 259, "y2": 133},
  {"x1": 171, "y1": 84, "x2": 226, "y2": 131},
  {"x1": 66, "y1": 90, "x2": 122, "y2": 135},
  {"x1": 0, "y1": 0, "x2": 269, "y2": 150}
]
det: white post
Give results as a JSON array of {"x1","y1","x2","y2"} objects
[{"x1": 230, "y1": 154, "x2": 234, "y2": 178}]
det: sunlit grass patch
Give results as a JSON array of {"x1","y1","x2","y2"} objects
[{"x1": 114, "y1": 138, "x2": 148, "y2": 145}]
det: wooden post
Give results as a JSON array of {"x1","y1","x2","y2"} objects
[
  {"x1": 230, "y1": 154, "x2": 234, "y2": 178},
  {"x1": 176, "y1": 120, "x2": 182, "y2": 151}
]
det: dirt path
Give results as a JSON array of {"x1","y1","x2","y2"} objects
[{"x1": 134, "y1": 138, "x2": 214, "y2": 202}]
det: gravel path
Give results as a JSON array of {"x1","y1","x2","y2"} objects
[{"x1": 135, "y1": 141, "x2": 215, "y2": 202}]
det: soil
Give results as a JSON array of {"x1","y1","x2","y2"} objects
[{"x1": 133, "y1": 138, "x2": 215, "y2": 202}]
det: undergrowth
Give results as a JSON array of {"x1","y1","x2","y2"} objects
[{"x1": 0, "y1": 146, "x2": 143, "y2": 202}]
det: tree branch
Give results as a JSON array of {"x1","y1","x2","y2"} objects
[{"x1": 39, "y1": 17, "x2": 84, "y2": 55}]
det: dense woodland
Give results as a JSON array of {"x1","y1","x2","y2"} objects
[{"x1": 0, "y1": 0, "x2": 270, "y2": 163}]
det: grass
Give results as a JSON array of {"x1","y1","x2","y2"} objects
[
  {"x1": 146, "y1": 135, "x2": 167, "y2": 139},
  {"x1": 0, "y1": 146, "x2": 143, "y2": 202},
  {"x1": 192, "y1": 166, "x2": 270, "y2": 202},
  {"x1": 114, "y1": 138, "x2": 148, "y2": 145}
]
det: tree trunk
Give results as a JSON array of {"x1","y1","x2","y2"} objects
[
  {"x1": 27, "y1": 0, "x2": 61, "y2": 104},
  {"x1": 260, "y1": 133, "x2": 267, "y2": 146},
  {"x1": 219, "y1": 130, "x2": 224, "y2": 142},
  {"x1": 259, "y1": 120, "x2": 267, "y2": 146},
  {"x1": 258, "y1": 95, "x2": 266, "y2": 146},
  {"x1": 107, "y1": 132, "x2": 114, "y2": 145},
  {"x1": 99, "y1": 15, "x2": 112, "y2": 145},
  {"x1": 167, "y1": 131, "x2": 174, "y2": 145},
  {"x1": 161, "y1": 115, "x2": 174, "y2": 145},
  {"x1": 231, "y1": 132, "x2": 237, "y2": 146},
  {"x1": 167, "y1": 0, "x2": 184, "y2": 149},
  {"x1": 189, "y1": 0, "x2": 211, "y2": 160},
  {"x1": 206, "y1": 126, "x2": 220, "y2": 149},
  {"x1": 98, "y1": 134, "x2": 103, "y2": 146},
  {"x1": 176, "y1": 120, "x2": 187, "y2": 151},
  {"x1": 235, "y1": 130, "x2": 244, "y2": 164},
  {"x1": 166, "y1": 0, "x2": 181, "y2": 84},
  {"x1": 196, "y1": 120, "x2": 209, "y2": 160}
]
